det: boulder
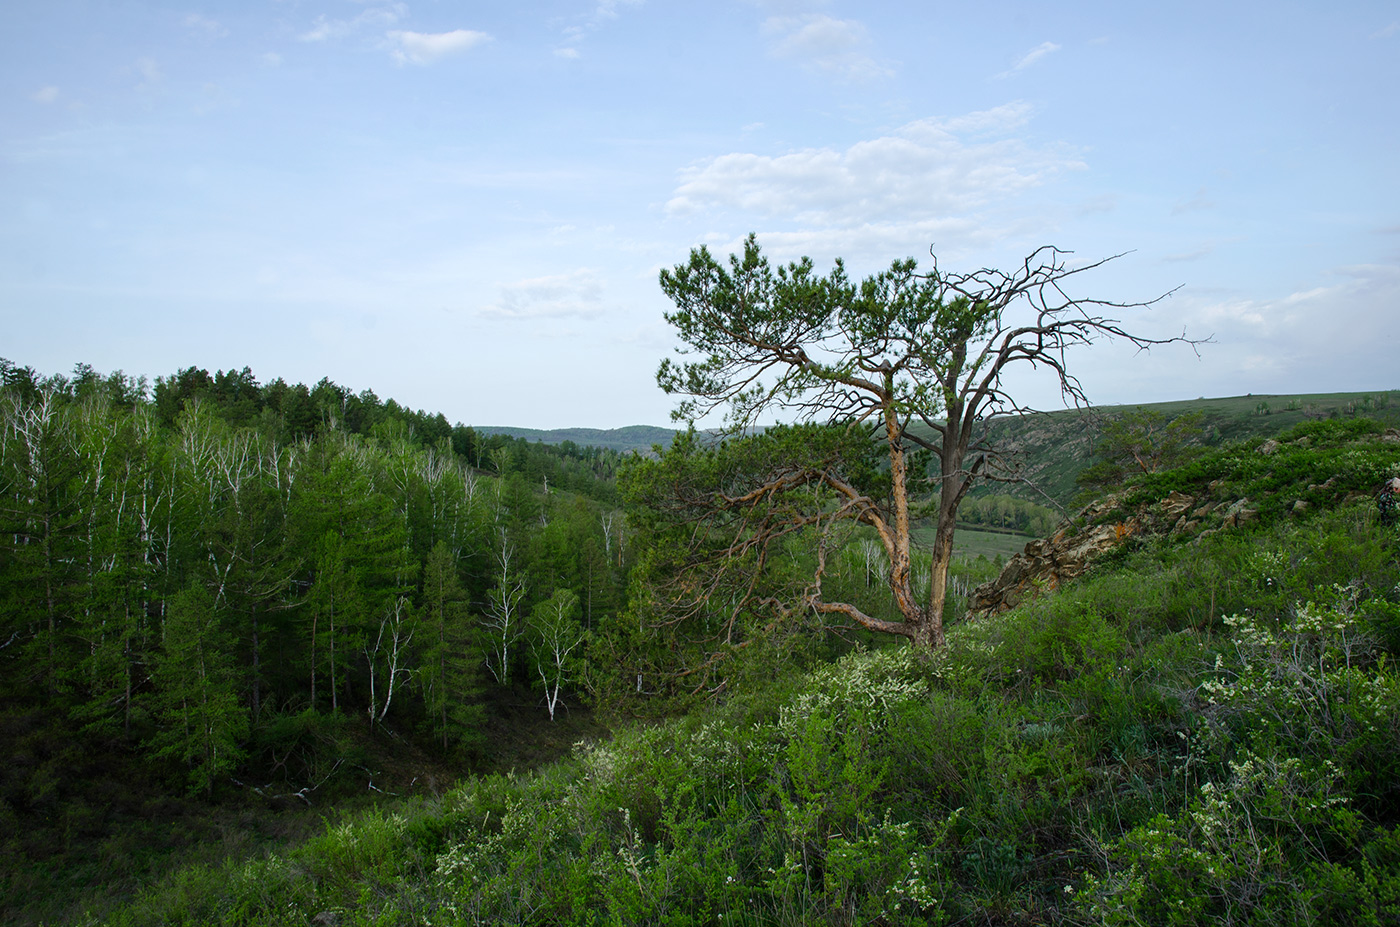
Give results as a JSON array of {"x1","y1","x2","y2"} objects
[
  {"x1": 1173, "y1": 518, "x2": 1202, "y2": 535},
  {"x1": 1220, "y1": 498, "x2": 1258, "y2": 528},
  {"x1": 969, "y1": 489, "x2": 1262, "y2": 619},
  {"x1": 1159, "y1": 490, "x2": 1195, "y2": 518}
]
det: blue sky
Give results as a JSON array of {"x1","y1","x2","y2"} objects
[{"x1": 4, "y1": 1, "x2": 1398, "y2": 428}]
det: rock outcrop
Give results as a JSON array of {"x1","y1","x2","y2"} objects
[
  {"x1": 966, "y1": 425, "x2": 1398, "y2": 619},
  {"x1": 968, "y1": 496, "x2": 1140, "y2": 617},
  {"x1": 969, "y1": 488, "x2": 1262, "y2": 619}
]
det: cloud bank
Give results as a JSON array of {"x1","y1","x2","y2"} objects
[{"x1": 668, "y1": 103, "x2": 1079, "y2": 242}]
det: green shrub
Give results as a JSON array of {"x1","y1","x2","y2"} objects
[{"x1": 1079, "y1": 598, "x2": 1400, "y2": 925}]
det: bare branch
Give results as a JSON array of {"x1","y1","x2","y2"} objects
[{"x1": 643, "y1": 235, "x2": 1202, "y2": 662}]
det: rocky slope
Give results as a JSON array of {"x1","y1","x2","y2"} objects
[{"x1": 970, "y1": 425, "x2": 1400, "y2": 617}]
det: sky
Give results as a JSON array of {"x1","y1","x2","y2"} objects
[{"x1": 3, "y1": 1, "x2": 1398, "y2": 429}]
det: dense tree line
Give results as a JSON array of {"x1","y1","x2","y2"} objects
[
  {"x1": 0, "y1": 360, "x2": 626, "y2": 503},
  {"x1": 954, "y1": 493, "x2": 1059, "y2": 537},
  {"x1": 0, "y1": 360, "x2": 626, "y2": 796}
]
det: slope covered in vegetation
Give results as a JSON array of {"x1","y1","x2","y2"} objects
[
  {"x1": 85, "y1": 419, "x2": 1400, "y2": 926},
  {"x1": 0, "y1": 359, "x2": 627, "y2": 925},
  {"x1": 958, "y1": 389, "x2": 1400, "y2": 509}
]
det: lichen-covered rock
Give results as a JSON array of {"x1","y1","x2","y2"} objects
[
  {"x1": 1221, "y1": 498, "x2": 1259, "y2": 527},
  {"x1": 1160, "y1": 490, "x2": 1195, "y2": 518},
  {"x1": 969, "y1": 516, "x2": 1140, "y2": 618},
  {"x1": 969, "y1": 491, "x2": 1255, "y2": 618}
]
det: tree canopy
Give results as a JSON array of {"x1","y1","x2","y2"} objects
[{"x1": 640, "y1": 235, "x2": 1196, "y2": 655}]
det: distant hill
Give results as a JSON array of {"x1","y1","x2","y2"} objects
[
  {"x1": 478, "y1": 390, "x2": 1399, "y2": 506},
  {"x1": 965, "y1": 388, "x2": 1400, "y2": 507},
  {"x1": 474, "y1": 425, "x2": 677, "y2": 455}
]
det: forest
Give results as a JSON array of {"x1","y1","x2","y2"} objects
[
  {"x1": 0, "y1": 353, "x2": 649, "y2": 892},
  {"x1": 4, "y1": 356, "x2": 1400, "y2": 925}
]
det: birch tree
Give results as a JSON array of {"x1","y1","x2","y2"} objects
[
  {"x1": 529, "y1": 588, "x2": 583, "y2": 721},
  {"x1": 482, "y1": 529, "x2": 526, "y2": 685}
]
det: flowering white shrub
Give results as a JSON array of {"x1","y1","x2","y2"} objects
[
  {"x1": 1078, "y1": 595, "x2": 1400, "y2": 925},
  {"x1": 1203, "y1": 600, "x2": 1399, "y2": 748},
  {"x1": 777, "y1": 646, "x2": 926, "y2": 739}
]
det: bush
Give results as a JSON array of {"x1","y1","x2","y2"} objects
[{"x1": 1078, "y1": 599, "x2": 1400, "y2": 925}]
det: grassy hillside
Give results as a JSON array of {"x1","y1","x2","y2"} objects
[
  {"x1": 87, "y1": 422, "x2": 1400, "y2": 926},
  {"x1": 966, "y1": 388, "x2": 1400, "y2": 507},
  {"x1": 919, "y1": 525, "x2": 1029, "y2": 562}
]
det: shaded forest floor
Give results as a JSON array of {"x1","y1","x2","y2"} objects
[{"x1": 1, "y1": 684, "x2": 608, "y2": 927}]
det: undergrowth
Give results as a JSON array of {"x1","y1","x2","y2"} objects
[{"x1": 86, "y1": 495, "x2": 1400, "y2": 926}]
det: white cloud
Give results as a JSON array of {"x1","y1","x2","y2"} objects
[
  {"x1": 481, "y1": 269, "x2": 607, "y2": 320},
  {"x1": 1372, "y1": 21, "x2": 1399, "y2": 39},
  {"x1": 995, "y1": 41, "x2": 1060, "y2": 79},
  {"x1": 1014, "y1": 41, "x2": 1061, "y2": 70},
  {"x1": 31, "y1": 86, "x2": 60, "y2": 104},
  {"x1": 593, "y1": 0, "x2": 645, "y2": 21},
  {"x1": 667, "y1": 104, "x2": 1080, "y2": 230},
  {"x1": 388, "y1": 29, "x2": 491, "y2": 65},
  {"x1": 939, "y1": 101, "x2": 1033, "y2": 135},
  {"x1": 260, "y1": 51, "x2": 282, "y2": 68},
  {"x1": 301, "y1": 16, "x2": 340, "y2": 42},
  {"x1": 765, "y1": 13, "x2": 892, "y2": 81},
  {"x1": 1171, "y1": 261, "x2": 1400, "y2": 387},
  {"x1": 183, "y1": 13, "x2": 228, "y2": 38},
  {"x1": 300, "y1": 4, "x2": 406, "y2": 42},
  {"x1": 553, "y1": 0, "x2": 644, "y2": 58}
]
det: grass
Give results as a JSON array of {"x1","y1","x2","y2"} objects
[
  {"x1": 908, "y1": 522, "x2": 1035, "y2": 562},
  {"x1": 90, "y1": 492, "x2": 1400, "y2": 926}
]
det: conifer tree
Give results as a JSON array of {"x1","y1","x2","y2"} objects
[
  {"x1": 418, "y1": 541, "x2": 484, "y2": 753},
  {"x1": 148, "y1": 581, "x2": 248, "y2": 796}
]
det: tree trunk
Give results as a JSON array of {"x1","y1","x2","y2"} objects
[
  {"x1": 250, "y1": 601, "x2": 261, "y2": 721},
  {"x1": 883, "y1": 400, "x2": 920, "y2": 627},
  {"x1": 922, "y1": 507, "x2": 956, "y2": 650}
]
